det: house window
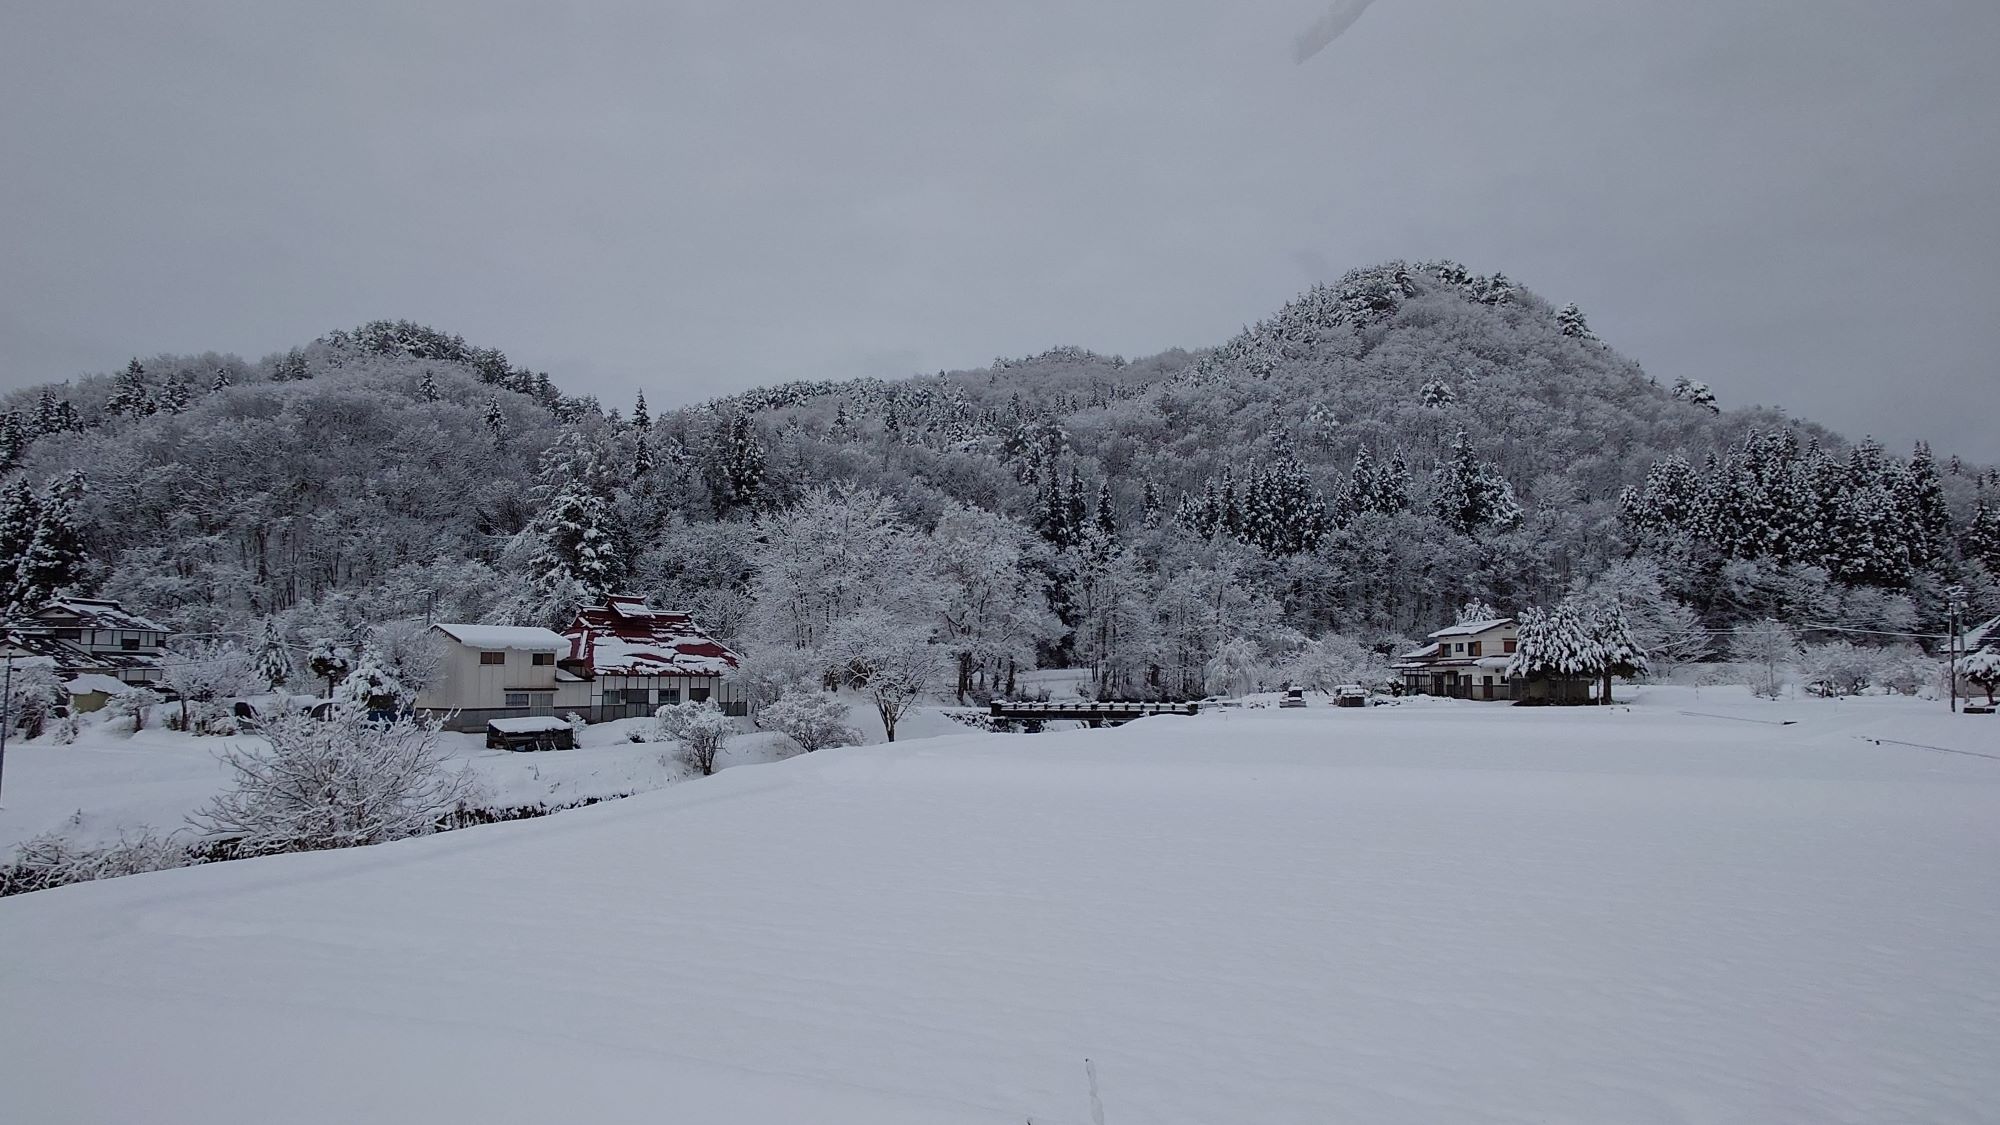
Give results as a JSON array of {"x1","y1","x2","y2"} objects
[
  {"x1": 479, "y1": 651, "x2": 506, "y2": 665},
  {"x1": 1503, "y1": 639, "x2": 1517, "y2": 654},
  {"x1": 621, "y1": 688, "x2": 651, "y2": 705},
  {"x1": 531, "y1": 652, "x2": 555, "y2": 666},
  {"x1": 689, "y1": 686, "x2": 711, "y2": 703},
  {"x1": 660, "y1": 688, "x2": 681, "y2": 705},
  {"x1": 121, "y1": 637, "x2": 141, "y2": 651},
  {"x1": 505, "y1": 692, "x2": 555, "y2": 714},
  {"x1": 505, "y1": 693, "x2": 530, "y2": 707}
]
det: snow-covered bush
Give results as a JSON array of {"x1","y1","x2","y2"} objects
[
  {"x1": 1801, "y1": 641, "x2": 1874, "y2": 697},
  {"x1": 331, "y1": 648, "x2": 408, "y2": 718},
  {"x1": 191, "y1": 709, "x2": 481, "y2": 854},
  {"x1": 50, "y1": 710, "x2": 81, "y2": 744},
  {"x1": 5, "y1": 664, "x2": 65, "y2": 740},
  {"x1": 366, "y1": 618, "x2": 446, "y2": 698},
  {"x1": 103, "y1": 685, "x2": 163, "y2": 733},
  {"x1": 565, "y1": 711, "x2": 587, "y2": 740},
  {"x1": 161, "y1": 639, "x2": 252, "y2": 732},
  {"x1": 1961, "y1": 650, "x2": 2000, "y2": 705},
  {"x1": 2, "y1": 829, "x2": 189, "y2": 896},
  {"x1": 758, "y1": 690, "x2": 859, "y2": 753},
  {"x1": 306, "y1": 639, "x2": 354, "y2": 695},
  {"x1": 654, "y1": 699, "x2": 733, "y2": 776},
  {"x1": 1280, "y1": 634, "x2": 1391, "y2": 694}
]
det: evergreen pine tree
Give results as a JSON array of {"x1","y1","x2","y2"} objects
[
  {"x1": 253, "y1": 618, "x2": 294, "y2": 689},
  {"x1": 1962, "y1": 492, "x2": 2000, "y2": 571},
  {"x1": 417, "y1": 370, "x2": 441, "y2": 402},
  {"x1": 1140, "y1": 480, "x2": 1162, "y2": 528},
  {"x1": 210, "y1": 366, "x2": 234, "y2": 393},
  {"x1": 633, "y1": 433, "x2": 656, "y2": 476},
  {"x1": 18, "y1": 472, "x2": 89, "y2": 608},
  {"x1": 1094, "y1": 479, "x2": 1116, "y2": 542},
  {"x1": 1063, "y1": 467, "x2": 1088, "y2": 547},
  {"x1": 1555, "y1": 303, "x2": 1596, "y2": 341},
  {"x1": 482, "y1": 396, "x2": 507, "y2": 443},
  {"x1": 157, "y1": 378, "x2": 193, "y2": 414},
  {"x1": 0, "y1": 412, "x2": 28, "y2": 474},
  {"x1": 1432, "y1": 430, "x2": 1521, "y2": 535},
  {"x1": 34, "y1": 388, "x2": 65, "y2": 433},
  {"x1": 719, "y1": 414, "x2": 767, "y2": 510},
  {"x1": 1898, "y1": 441, "x2": 1951, "y2": 570},
  {"x1": 632, "y1": 391, "x2": 650, "y2": 432},
  {"x1": 0, "y1": 479, "x2": 42, "y2": 611},
  {"x1": 1419, "y1": 378, "x2": 1456, "y2": 408},
  {"x1": 105, "y1": 359, "x2": 155, "y2": 417}
]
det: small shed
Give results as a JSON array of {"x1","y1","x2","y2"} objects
[
  {"x1": 63, "y1": 673, "x2": 129, "y2": 714},
  {"x1": 485, "y1": 716, "x2": 577, "y2": 752}
]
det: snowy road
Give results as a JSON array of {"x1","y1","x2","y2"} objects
[{"x1": 3, "y1": 696, "x2": 1997, "y2": 1123}]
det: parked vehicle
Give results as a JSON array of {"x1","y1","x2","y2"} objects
[
  {"x1": 1336, "y1": 684, "x2": 1369, "y2": 708},
  {"x1": 1279, "y1": 687, "x2": 1308, "y2": 708}
]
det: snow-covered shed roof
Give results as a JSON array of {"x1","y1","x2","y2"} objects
[
  {"x1": 64, "y1": 673, "x2": 129, "y2": 696},
  {"x1": 1428, "y1": 617, "x2": 1514, "y2": 639},
  {"x1": 487, "y1": 716, "x2": 572, "y2": 734},
  {"x1": 431, "y1": 624, "x2": 570, "y2": 652},
  {"x1": 566, "y1": 597, "x2": 741, "y2": 678},
  {"x1": 29, "y1": 597, "x2": 166, "y2": 633}
]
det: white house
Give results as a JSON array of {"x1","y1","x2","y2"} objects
[
  {"x1": 1393, "y1": 617, "x2": 1519, "y2": 700},
  {"x1": 415, "y1": 624, "x2": 592, "y2": 729}
]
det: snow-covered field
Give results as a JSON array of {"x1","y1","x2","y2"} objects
[
  {"x1": 2, "y1": 686, "x2": 1997, "y2": 1123},
  {"x1": 0, "y1": 695, "x2": 972, "y2": 854}
]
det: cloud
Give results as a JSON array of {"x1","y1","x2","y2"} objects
[{"x1": 1293, "y1": 0, "x2": 1383, "y2": 64}]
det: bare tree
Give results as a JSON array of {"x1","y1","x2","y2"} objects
[{"x1": 654, "y1": 699, "x2": 733, "y2": 776}]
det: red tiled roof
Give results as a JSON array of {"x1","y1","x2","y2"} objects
[{"x1": 565, "y1": 597, "x2": 741, "y2": 678}]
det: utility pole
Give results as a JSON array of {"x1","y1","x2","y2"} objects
[
  {"x1": 0, "y1": 633, "x2": 16, "y2": 805},
  {"x1": 1946, "y1": 585, "x2": 1965, "y2": 715}
]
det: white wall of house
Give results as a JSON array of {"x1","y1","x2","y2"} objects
[{"x1": 418, "y1": 639, "x2": 589, "y2": 713}]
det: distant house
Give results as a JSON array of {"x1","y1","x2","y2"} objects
[
  {"x1": 6, "y1": 598, "x2": 168, "y2": 686},
  {"x1": 1393, "y1": 617, "x2": 1519, "y2": 701},
  {"x1": 563, "y1": 596, "x2": 747, "y2": 718},
  {"x1": 415, "y1": 624, "x2": 593, "y2": 729},
  {"x1": 414, "y1": 600, "x2": 745, "y2": 730}
]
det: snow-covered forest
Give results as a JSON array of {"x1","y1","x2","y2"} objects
[{"x1": 4, "y1": 261, "x2": 1994, "y2": 701}]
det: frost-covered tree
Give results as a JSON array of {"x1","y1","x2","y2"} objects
[
  {"x1": 105, "y1": 685, "x2": 163, "y2": 732},
  {"x1": 1584, "y1": 601, "x2": 1649, "y2": 704},
  {"x1": 1731, "y1": 619, "x2": 1800, "y2": 699},
  {"x1": 829, "y1": 609, "x2": 944, "y2": 742},
  {"x1": 713, "y1": 414, "x2": 767, "y2": 512},
  {"x1": 1205, "y1": 636, "x2": 1266, "y2": 697},
  {"x1": 253, "y1": 618, "x2": 294, "y2": 689},
  {"x1": 930, "y1": 502, "x2": 1058, "y2": 700},
  {"x1": 160, "y1": 640, "x2": 252, "y2": 732},
  {"x1": 1670, "y1": 376, "x2": 1718, "y2": 412},
  {"x1": 192, "y1": 710, "x2": 480, "y2": 854},
  {"x1": 17, "y1": 472, "x2": 89, "y2": 609},
  {"x1": 757, "y1": 690, "x2": 858, "y2": 752},
  {"x1": 654, "y1": 698, "x2": 734, "y2": 775},
  {"x1": 1419, "y1": 378, "x2": 1457, "y2": 408},
  {"x1": 1959, "y1": 650, "x2": 2000, "y2": 705},
  {"x1": 1555, "y1": 302, "x2": 1595, "y2": 341},
  {"x1": 333, "y1": 648, "x2": 407, "y2": 718},
  {"x1": 307, "y1": 640, "x2": 354, "y2": 696},
  {"x1": 1963, "y1": 494, "x2": 2000, "y2": 571},
  {"x1": 104, "y1": 359, "x2": 155, "y2": 418},
  {"x1": 1456, "y1": 599, "x2": 1501, "y2": 625},
  {"x1": 482, "y1": 396, "x2": 507, "y2": 442},
  {"x1": 5, "y1": 663, "x2": 65, "y2": 740},
  {"x1": 1506, "y1": 602, "x2": 1599, "y2": 700},
  {"x1": 1431, "y1": 430, "x2": 1521, "y2": 535}
]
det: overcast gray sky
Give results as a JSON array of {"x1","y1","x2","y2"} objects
[{"x1": 3, "y1": 0, "x2": 1995, "y2": 458}]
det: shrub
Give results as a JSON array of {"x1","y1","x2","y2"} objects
[
  {"x1": 758, "y1": 690, "x2": 859, "y2": 752},
  {"x1": 191, "y1": 708, "x2": 482, "y2": 854},
  {"x1": 654, "y1": 699, "x2": 733, "y2": 776}
]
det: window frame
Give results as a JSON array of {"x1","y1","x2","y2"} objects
[{"x1": 479, "y1": 651, "x2": 506, "y2": 666}]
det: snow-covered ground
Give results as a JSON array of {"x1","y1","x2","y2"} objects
[{"x1": 2, "y1": 686, "x2": 1997, "y2": 1123}]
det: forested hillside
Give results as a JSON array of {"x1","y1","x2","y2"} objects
[{"x1": 4, "y1": 261, "x2": 1994, "y2": 699}]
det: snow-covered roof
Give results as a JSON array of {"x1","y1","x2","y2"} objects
[
  {"x1": 1428, "y1": 618, "x2": 1514, "y2": 639},
  {"x1": 567, "y1": 597, "x2": 740, "y2": 678},
  {"x1": 1965, "y1": 614, "x2": 2000, "y2": 655},
  {"x1": 65, "y1": 673, "x2": 130, "y2": 695},
  {"x1": 486, "y1": 716, "x2": 572, "y2": 734},
  {"x1": 432, "y1": 624, "x2": 570, "y2": 652},
  {"x1": 1392, "y1": 641, "x2": 1441, "y2": 666},
  {"x1": 30, "y1": 598, "x2": 166, "y2": 632}
]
